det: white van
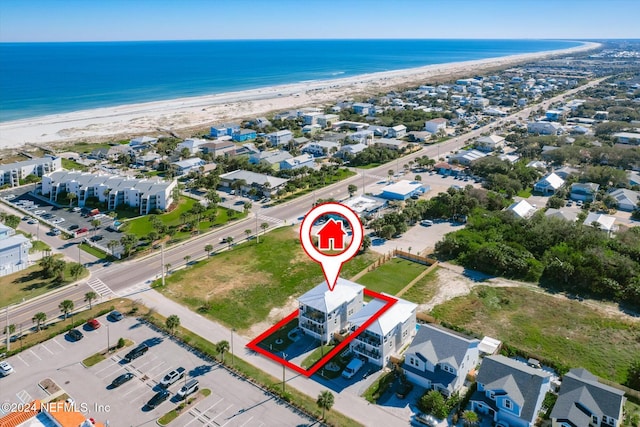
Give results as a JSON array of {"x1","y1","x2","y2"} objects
[
  {"x1": 177, "y1": 379, "x2": 199, "y2": 400},
  {"x1": 341, "y1": 358, "x2": 364, "y2": 379}
]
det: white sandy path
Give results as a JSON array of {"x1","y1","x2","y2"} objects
[{"x1": 0, "y1": 42, "x2": 600, "y2": 149}]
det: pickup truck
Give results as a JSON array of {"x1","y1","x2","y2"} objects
[
  {"x1": 341, "y1": 358, "x2": 364, "y2": 379},
  {"x1": 160, "y1": 367, "x2": 186, "y2": 387}
]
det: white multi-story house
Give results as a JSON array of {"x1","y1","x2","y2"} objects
[
  {"x1": 348, "y1": 295, "x2": 416, "y2": 367},
  {"x1": 403, "y1": 324, "x2": 479, "y2": 397},
  {"x1": 301, "y1": 141, "x2": 340, "y2": 157},
  {"x1": 41, "y1": 171, "x2": 177, "y2": 215},
  {"x1": 551, "y1": 368, "x2": 625, "y2": 427},
  {"x1": 424, "y1": 118, "x2": 448, "y2": 134},
  {"x1": 527, "y1": 121, "x2": 564, "y2": 135},
  {"x1": 475, "y1": 135, "x2": 505, "y2": 152},
  {"x1": 298, "y1": 279, "x2": 364, "y2": 344},
  {"x1": 388, "y1": 125, "x2": 407, "y2": 139},
  {"x1": 0, "y1": 224, "x2": 32, "y2": 277},
  {"x1": 0, "y1": 156, "x2": 62, "y2": 187},
  {"x1": 472, "y1": 355, "x2": 551, "y2": 427},
  {"x1": 533, "y1": 173, "x2": 565, "y2": 195},
  {"x1": 265, "y1": 130, "x2": 293, "y2": 147}
]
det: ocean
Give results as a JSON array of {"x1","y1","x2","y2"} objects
[{"x1": 0, "y1": 39, "x2": 581, "y2": 122}]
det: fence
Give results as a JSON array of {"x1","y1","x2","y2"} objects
[{"x1": 393, "y1": 249, "x2": 437, "y2": 266}]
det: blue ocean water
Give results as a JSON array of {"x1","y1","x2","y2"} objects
[{"x1": 0, "y1": 39, "x2": 581, "y2": 122}]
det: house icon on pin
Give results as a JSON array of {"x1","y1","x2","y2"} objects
[{"x1": 316, "y1": 219, "x2": 347, "y2": 251}]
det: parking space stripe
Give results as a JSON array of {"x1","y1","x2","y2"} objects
[
  {"x1": 16, "y1": 390, "x2": 32, "y2": 404},
  {"x1": 29, "y1": 349, "x2": 41, "y2": 360},
  {"x1": 52, "y1": 338, "x2": 66, "y2": 350},
  {"x1": 40, "y1": 343, "x2": 54, "y2": 355},
  {"x1": 17, "y1": 355, "x2": 29, "y2": 367},
  {"x1": 239, "y1": 417, "x2": 254, "y2": 427},
  {"x1": 185, "y1": 398, "x2": 225, "y2": 427},
  {"x1": 209, "y1": 404, "x2": 234, "y2": 425},
  {"x1": 95, "y1": 360, "x2": 120, "y2": 375}
]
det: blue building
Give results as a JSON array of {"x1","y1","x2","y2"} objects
[
  {"x1": 210, "y1": 123, "x2": 240, "y2": 138},
  {"x1": 232, "y1": 129, "x2": 257, "y2": 142}
]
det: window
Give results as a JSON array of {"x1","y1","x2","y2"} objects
[
  {"x1": 504, "y1": 399, "x2": 512, "y2": 409},
  {"x1": 489, "y1": 391, "x2": 495, "y2": 400},
  {"x1": 592, "y1": 416, "x2": 598, "y2": 425}
]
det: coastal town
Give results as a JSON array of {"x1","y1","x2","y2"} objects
[{"x1": 1, "y1": 38, "x2": 640, "y2": 427}]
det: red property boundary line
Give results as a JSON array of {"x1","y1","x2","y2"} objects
[{"x1": 246, "y1": 289, "x2": 397, "y2": 377}]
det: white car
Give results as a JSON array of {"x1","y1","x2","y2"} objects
[
  {"x1": 33, "y1": 210, "x2": 46, "y2": 215},
  {"x1": 0, "y1": 361, "x2": 14, "y2": 376},
  {"x1": 52, "y1": 218, "x2": 65, "y2": 224}
]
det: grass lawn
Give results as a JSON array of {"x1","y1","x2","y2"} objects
[
  {"x1": 29, "y1": 240, "x2": 51, "y2": 254},
  {"x1": 358, "y1": 258, "x2": 427, "y2": 296},
  {"x1": 301, "y1": 344, "x2": 335, "y2": 369},
  {"x1": 430, "y1": 286, "x2": 640, "y2": 383},
  {"x1": 0, "y1": 258, "x2": 90, "y2": 307},
  {"x1": 625, "y1": 401, "x2": 640, "y2": 426},
  {"x1": 401, "y1": 267, "x2": 439, "y2": 304},
  {"x1": 356, "y1": 163, "x2": 382, "y2": 170},
  {"x1": 61, "y1": 158, "x2": 88, "y2": 171},
  {"x1": 79, "y1": 243, "x2": 109, "y2": 259},
  {"x1": 258, "y1": 318, "x2": 299, "y2": 353},
  {"x1": 63, "y1": 142, "x2": 112, "y2": 154},
  {"x1": 154, "y1": 227, "x2": 378, "y2": 331},
  {"x1": 517, "y1": 188, "x2": 533, "y2": 198}
]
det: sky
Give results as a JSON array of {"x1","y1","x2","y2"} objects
[{"x1": 1, "y1": 0, "x2": 639, "y2": 42}]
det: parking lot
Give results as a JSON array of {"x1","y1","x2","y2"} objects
[
  {"x1": 1, "y1": 187, "x2": 123, "y2": 252},
  {"x1": 0, "y1": 313, "x2": 312, "y2": 426}
]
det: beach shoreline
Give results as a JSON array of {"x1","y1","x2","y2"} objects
[{"x1": 0, "y1": 41, "x2": 600, "y2": 150}]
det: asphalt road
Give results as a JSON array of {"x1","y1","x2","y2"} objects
[{"x1": 1, "y1": 77, "x2": 606, "y2": 340}]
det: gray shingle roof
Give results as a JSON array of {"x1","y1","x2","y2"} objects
[
  {"x1": 406, "y1": 324, "x2": 479, "y2": 370},
  {"x1": 550, "y1": 368, "x2": 625, "y2": 426},
  {"x1": 475, "y1": 355, "x2": 551, "y2": 423}
]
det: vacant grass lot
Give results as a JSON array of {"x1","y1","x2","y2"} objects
[
  {"x1": 358, "y1": 258, "x2": 427, "y2": 296},
  {"x1": 401, "y1": 267, "x2": 439, "y2": 303},
  {"x1": 155, "y1": 227, "x2": 378, "y2": 331},
  {"x1": 0, "y1": 258, "x2": 89, "y2": 307},
  {"x1": 430, "y1": 286, "x2": 640, "y2": 383},
  {"x1": 122, "y1": 197, "x2": 245, "y2": 238}
]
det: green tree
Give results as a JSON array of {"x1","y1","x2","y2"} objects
[
  {"x1": 184, "y1": 255, "x2": 191, "y2": 264},
  {"x1": 85, "y1": 291, "x2": 97, "y2": 309},
  {"x1": 91, "y1": 219, "x2": 101, "y2": 236},
  {"x1": 32, "y1": 312, "x2": 47, "y2": 332},
  {"x1": 59, "y1": 299, "x2": 74, "y2": 320},
  {"x1": 226, "y1": 236, "x2": 234, "y2": 249},
  {"x1": 546, "y1": 196, "x2": 565, "y2": 209},
  {"x1": 3, "y1": 214, "x2": 20, "y2": 229},
  {"x1": 119, "y1": 234, "x2": 139, "y2": 257},
  {"x1": 462, "y1": 410, "x2": 479, "y2": 426},
  {"x1": 166, "y1": 314, "x2": 180, "y2": 336},
  {"x1": 316, "y1": 390, "x2": 335, "y2": 420},
  {"x1": 245, "y1": 229, "x2": 251, "y2": 240},
  {"x1": 626, "y1": 359, "x2": 640, "y2": 391},
  {"x1": 205, "y1": 244, "x2": 213, "y2": 256},
  {"x1": 348, "y1": 184, "x2": 357, "y2": 197},
  {"x1": 261, "y1": 222, "x2": 269, "y2": 236},
  {"x1": 216, "y1": 340, "x2": 230, "y2": 363},
  {"x1": 418, "y1": 390, "x2": 448, "y2": 419},
  {"x1": 51, "y1": 258, "x2": 66, "y2": 282},
  {"x1": 380, "y1": 224, "x2": 396, "y2": 240},
  {"x1": 67, "y1": 192, "x2": 77, "y2": 208},
  {"x1": 5, "y1": 324, "x2": 16, "y2": 336},
  {"x1": 69, "y1": 262, "x2": 85, "y2": 280},
  {"x1": 361, "y1": 235, "x2": 371, "y2": 253}
]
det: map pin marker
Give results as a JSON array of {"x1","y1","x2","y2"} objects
[{"x1": 300, "y1": 202, "x2": 364, "y2": 291}]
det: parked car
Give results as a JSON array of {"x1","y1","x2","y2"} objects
[
  {"x1": 68, "y1": 329, "x2": 84, "y2": 341},
  {"x1": 91, "y1": 235, "x2": 104, "y2": 242},
  {"x1": 33, "y1": 210, "x2": 46, "y2": 215},
  {"x1": 110, "y1": 372, "x2": 134, "y2": 388},
  {"x1": 0, "y1": 361, "x2": 15, "y2": 376},
  {"x1": 27, "y1": 219, "x2": 38, "y2": 224},
  {"x1": 341, "y1": 358, "x2": 364, "y2": 379},
  {"x1": 420, "y1": 220, "x2": 434, "y2": 227},
  {"x1": 52, "y1": 218, "x2": 65, "y2": 224},
  {"x1": 76, "y1": 228, "x2": 89, "y2": 235},
  {"x1": 108, "y1": 310, "x2": 124, "y2": 321},
  {"x1": 68, "y1": 224, "x2": 79, "y2": 230},
  {"x1": 146, "y1": 389, "x2": 170, "y2": 409},
  {"x1": 124, "y1": 344, "x2": 149, "y2": 362},
  {"x1": 160, "y1": 367, "x2": 186, "y2": 387},
  {"x1": 176, "y1": 379, "x2": 199, "y2": 400},
  {"x1": 414, "y1": 413, "x2": 438, "y2": 427},
  {"x1": 86, "y1": 318, "x2": 101, "y2": 330}
]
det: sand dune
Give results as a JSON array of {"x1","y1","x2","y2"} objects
[{"x1": 0, "y1": 42, "x2": 600, "y2": 150}]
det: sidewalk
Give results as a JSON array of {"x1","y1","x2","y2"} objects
[{"x1": 136, "y1": 289, "x2": 409, "y2": 426}]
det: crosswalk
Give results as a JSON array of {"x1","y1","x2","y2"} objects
[
  {"x1": 16, "y1": 390, "x2": 32, "y2": 404},
  {"x1": 256, "y1": 214, "x2": 283, "y2": 225},
  {"x1": 86, "y1": 277, "x2": 115, "y2": 297}
]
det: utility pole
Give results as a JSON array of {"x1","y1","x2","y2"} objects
[
  {"x1": 282, "y1": 352, "x2": 287, "y2": 394},
  {"x1": 161, "y1": 243, "x2": 165, "y2": 287},
  {"x1": 5, "y1": 305, "x2": 9, "y2": 352},
  {"x1": 78, "y1": 243, "x2": 81, "y2": 265},
  {"x1": 106, "y1": 324, "x2": 110, "y2": 354},
  {"x1": 231, "y1": 328, "x2": 235, "y2": 367},
  {"x1": 255, "y1": 213, "x2": 259, "y2": 244},
  {"x1": 362, "y1": 170, "x2": 365, "y2": 195}
]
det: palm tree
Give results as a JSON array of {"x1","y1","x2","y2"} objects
[
  {"x1": 51, "y1": 258, "x2": 66, "y2": 282},
  {"x1": 184, "y1": 255, "x2": 191, "y2": 265},
  {"x1": 165, "y1": 263, "x2": 172, "y2": 273},
  {"x1": 261, "y1": 222, "x2": 269, "y2": 237},
  {"x1": 245, "y1": 229, "x2": 251, "y2": 240},
  {"x1": 348, "y1": 184, "x2": 357, "y2": 197},
  {"x1": 107, "y1": 240, "x2": 119, "y2": 255},
  {"x1": 85, "y1": 291, "x2": 97, "y2": 309},
  {"x1": 5, "y1": 324, "x2": 16, "y2": 336},
  {"x1": 243, "y1": 202, "x2": 252, "y2": 213},
  {"x1": 69, "y1": 262, "x2": 85, "y2": 280},
  {"x1": 216, "y1": 340, "x2": 230, "y2": 363},
  {"x1": 462, "y1": 410, "x2": 479, "y2": 426},
  {"x1": 316, "y1": 390, "x2": 334, "y2": 420},
  {"x1": 226, "y1": 236, "x2": 234, "y2": 250},
  {"x1": 59, "y1": 299, "x2": 74, "y2": 320},
  {"x1": 165, "y1": 314, "x2": 180, "y2": 336},
  {"x1": 32, "y1": 312, "x2": 47, "y2": 332},
  {"x1": 91, "y1": 219, "x2": 101, "y2": 237},
  {"x1": 205, "y1": 244, "x2": 213, "y2": 257},
  {"x1": 67, "y1": 192, "x2": 77, "y2": 208}
]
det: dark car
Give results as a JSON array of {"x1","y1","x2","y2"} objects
[
  {"x1": 111, "y1": 372, "x2": 134, "y2": 388},
  {"x1": 68, "y1": 329, "x2": 84, "y2": 341},
  {"x1": 87, "y1": 318, "x2": 101, "y2": 330},
  {"x1": 124, "y1": 343, "x2": 149, "y2": 362},
  {"x1": 108, "y1": 310, "x2": 124, "y2": 321},
  {"x1": 68, "y1": 224, "x2": 79, "y2": 230},
  {"x1": 146, "y1": 389, "x2": 170, "y2": 409},
  {"x1": 91, "y1": 235, "x2": 104, "y2": 242}
]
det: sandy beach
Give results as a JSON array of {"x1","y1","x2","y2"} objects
[{"x1": 0, "y1": 41, "x2": 600, "y2": 150}]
